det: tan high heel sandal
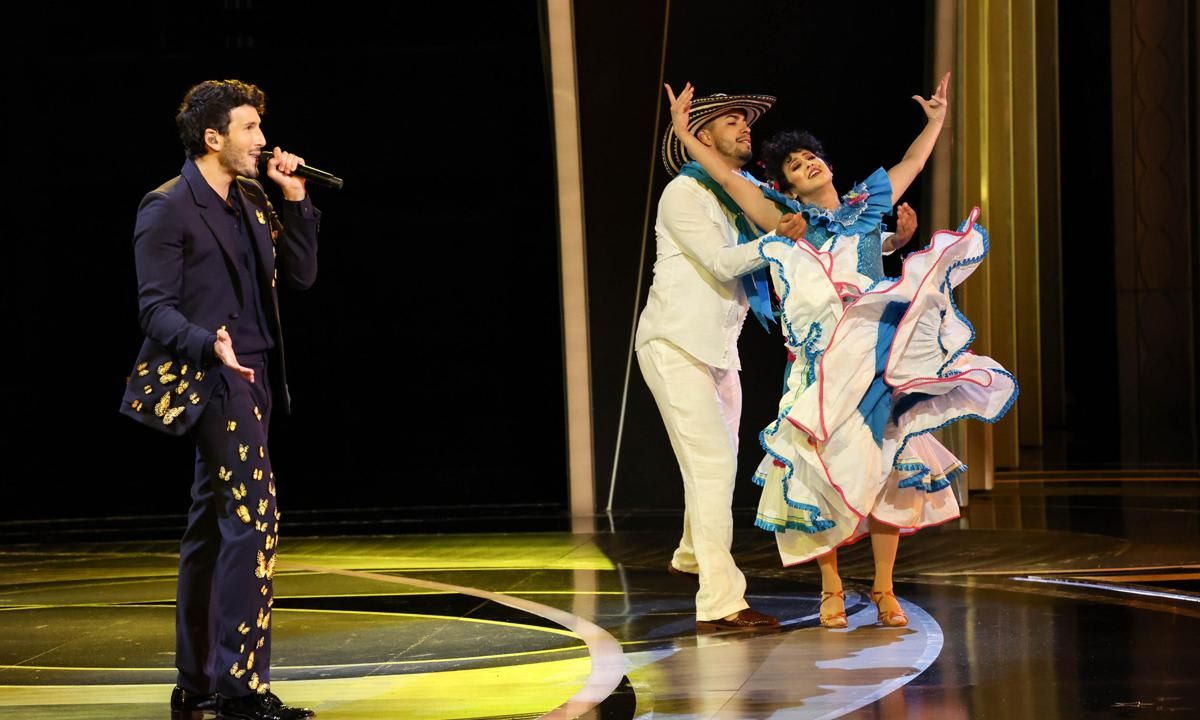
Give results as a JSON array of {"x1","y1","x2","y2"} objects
[
  {"x1": 819, "y1": 590, "x2": 848, "y2": 629},
  {"x1": 870, "y1": 589, "x2": 909, "y2": 627}
]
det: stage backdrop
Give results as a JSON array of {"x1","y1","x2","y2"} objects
[{"x1": 577, "y1": 0, "x2": 934, "y2": 510}]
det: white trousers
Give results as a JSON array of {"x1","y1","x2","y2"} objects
[{"x1": 637, "y1": 339, "x2": 749, "y2": 621}]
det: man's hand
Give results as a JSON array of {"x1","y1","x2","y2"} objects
[
  {"x1": 266, "y1": 146, "x2": 307, "y2": 201},
  {"x1": 776, "y1": 212, "x2": 808, "y2": 242},
  {"x1": 214, "y1": 328, "x2": 255, "y2": 383}
]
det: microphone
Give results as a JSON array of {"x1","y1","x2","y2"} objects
[{"x1": 259, "y1": 150, "x2": 344, "y2": 190}]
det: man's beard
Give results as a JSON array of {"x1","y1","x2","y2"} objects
[
  {"x1": 220, "y1": 145, "x2": 258, "y2": 178},
  {"x1": 718, "y1": 137, "x2": 752, "y2": 167}
]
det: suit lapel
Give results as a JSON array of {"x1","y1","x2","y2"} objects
[{"x1": 182, "y1": 161, "x2": 242, "y2": 281}]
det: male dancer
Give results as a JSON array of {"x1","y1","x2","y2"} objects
[{"x1": 636, "y1": 92, "x2": 805, "y2": 630}]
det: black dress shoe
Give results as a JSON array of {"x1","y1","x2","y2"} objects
[
  {"x1": 218, "y1": 691, "x2": 315, "y2": 720},
  {"x1": 170, "y1": 685, "x2": 217, "y2": 719}
]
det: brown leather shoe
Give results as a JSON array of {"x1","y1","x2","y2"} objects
[
  {"x1": 667, "y1": 562, "x2": 699, "y2": 583},
  {"x1": 696, "y1": 608, "x2": 780, "y2": 631}
]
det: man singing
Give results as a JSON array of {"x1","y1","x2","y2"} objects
[{"x1": 119, "y1": 79, "x2": 319, "y2": 720}]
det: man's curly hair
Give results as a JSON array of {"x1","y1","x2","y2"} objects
[{"x1": 176, "y1": 79, "x2": 266, "y2": 159}]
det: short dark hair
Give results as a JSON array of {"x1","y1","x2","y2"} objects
[
  {"x1": 176, "y1": 79, "x2": 266, "y2": 159},
  {"x1": 760, "y1": 129, "x2": 829, "y2": 193}
]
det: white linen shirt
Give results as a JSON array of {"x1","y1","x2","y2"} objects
[{"x1": 635, "y1": 174, "x2": 774, "y2": 371}]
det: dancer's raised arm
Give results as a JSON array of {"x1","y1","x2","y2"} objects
[
  {"x1": 887, "y1": 71, "x2": 950, "y2": 203},
  {"x1": 667, "y1": 82, "x2": 785, "y2": 233}
]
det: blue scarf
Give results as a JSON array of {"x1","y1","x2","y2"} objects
[{"x1": 678, "y1": 161, "x2": 797, "y2": 331}]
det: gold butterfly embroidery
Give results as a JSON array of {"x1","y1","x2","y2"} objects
[
  {"x1": 153, "y1": 392, "x2": 172, "y2": 417},
  {"x1": 175, "y1": 379, "x2": 189, "y2": 395},
  {"x1": 254, "y1": 406, "x2": 263, "y2": 422},
  {"x1": 189, "y1": 392, "x2": 200, "y2": 405},
  {"x1": 232, "y1": 483, "x2": 247, "y2": 500},
  {"x1": 236, "y1": 505, "x2": 252, "y2": 524},
  {"x1": 238, "y1": 444, "x2": 250, "y2": 462},
  {"x1": 137, "y1": 362, "x2": 150, "y2": 377},
  {"x1": 227, "y1": 420, "x2": 238, "y2": 432},
  {"x1": 159, "y1": 373, "x2": 179, "y2": 384},
  {"x1": 238, "y1": 622, "x2": 251, "y2": 635},
  {"x1": 257, "y1": 498, "x2": 269, "y2": 516},
  {"x1": 218, "y1": 466, "x2": 233, "y2": 482},
  {"x1": 248, "y1": 673, "x2": 260, "y2": 691},
  {"x1": 162, "y1": 406, "x2": 185, "y2": 425}
]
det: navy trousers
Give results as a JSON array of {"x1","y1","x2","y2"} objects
[{"x1": 176, "y1": 353, "x2": 280, "y2": 698}]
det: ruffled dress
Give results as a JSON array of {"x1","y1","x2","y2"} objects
[{"x1": 752, "y1": 168, "x2": 1018, "y2": 565}]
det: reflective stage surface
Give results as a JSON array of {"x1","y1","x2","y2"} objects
[{"x1": 1, "y1": 479, "x2": 1197, "y2": 718}]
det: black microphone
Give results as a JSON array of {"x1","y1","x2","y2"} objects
[{"x1": 259, "y1": 150, "x2": 344, "y2": 190}]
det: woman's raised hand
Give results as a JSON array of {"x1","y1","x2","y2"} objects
[
  {"x1": 912, "y1": 72, "x2": 950, "y2": 124},
  {"x1": 665, "y1": 82, "x2": 696, "y2": 139}
]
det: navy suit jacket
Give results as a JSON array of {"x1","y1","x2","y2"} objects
[{"x1": 119, "y1": 159, "x2": 320, "y2": 435}]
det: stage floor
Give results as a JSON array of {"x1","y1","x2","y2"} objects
[{"x1": 1, "y1": 479, "x2": 1198, "y2": 719}]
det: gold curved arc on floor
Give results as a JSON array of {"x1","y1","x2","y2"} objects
[
  {"x1": 0, "y1": 644, "x2": 589, "y2": 674},
  {"x1": 291, "y1": 563, "x2": 625, "y2": 719}
]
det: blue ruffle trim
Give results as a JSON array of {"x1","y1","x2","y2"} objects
[
  {"x1": 887, "y1": 219, "x2": 1017, "y2": 476},
  {"x1": 760, "y1": 237, "x2": 804, "y2": 349},
  {"x1": 753, "y1": 466, "x2": 837, "y2": 533},
  {"x1": 754, "y1": 515, "x2": 836, "y2": 534},
  {"x1": 800, "y1": 322, "x2": 824, "y2": 388},
  {"x1": 756, "y1": 236, "x2": 838, "y2": 526},
  {"x1": 757, "y1": 411, "x2": 838, "y2": 532},
  {"x1": 798, "y1": 167, "x2": 893, "y2": 238},
  {"x1": 895, "y1": 461, "x2": 967, "y2": 493},
  {"x1": 890, "y1": 368, "x2": 1020, "y2": 473},
  {"x1": 937, "y1": 223, "x2": 989, "y2": 375}
]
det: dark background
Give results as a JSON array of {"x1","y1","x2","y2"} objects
[
  {"x1": 0, "y1": 2, "x2": 566, "y2": 520},
  {"x1": 0, "y1": 0, "x2": 1150, "y2": 522}
]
